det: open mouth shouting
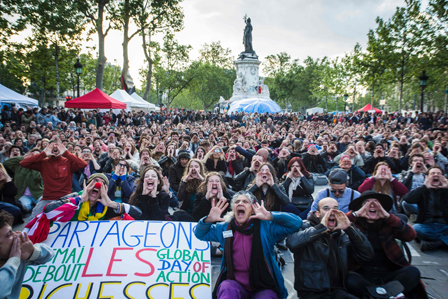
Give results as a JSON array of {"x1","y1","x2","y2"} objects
[
  {"x1": 236, "y1": 206, "x2": 247, "y2": 220},
  {"x1": 262, "y1": 174, "x2": 268, "y2": 182},
  {"x1": 90, "y1": 187, "x2": 100, "y2": 198},
  {"x1": 211, "y1": 184, "x2": 219, "y2": 194},
  {"x1": 52, "y1": 148, "x2": 60, "y2": 156},
  {"x1": 146, "y1": 180, "x2": 155, "y2": 190},
  {"x1": 432, "y1": 177, "x2": 440, "y2": 185},
  {"x1": 327, "y1": 213, "x2": 337, "y2": 229}
]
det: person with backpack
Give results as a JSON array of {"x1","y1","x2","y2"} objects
[{"x1": 309, "y1": 168, "x2": 361, "y2": 216}]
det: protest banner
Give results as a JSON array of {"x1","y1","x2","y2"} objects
[{"x1": 20, "y1": 220, "x2": 212, "y2": 299}]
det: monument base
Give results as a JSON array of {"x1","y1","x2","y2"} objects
[{"x1": 229, "y1": 55, "x2": 271, "y2": 104}]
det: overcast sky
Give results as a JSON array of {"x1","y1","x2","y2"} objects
[{"x1": 98, "y1": 0, "x2": 409, "y2": 89}]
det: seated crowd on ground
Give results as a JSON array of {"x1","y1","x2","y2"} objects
[{"x1": 1, "y1": 106, "x2": 448, "y2": 298}]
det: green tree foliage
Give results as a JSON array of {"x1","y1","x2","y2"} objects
[
  {"x1": 78, "y1": 53, "x2": 122, "y2": 96},
  {"x1": 151, "y1": 33, "x2": 193, "y2": 109},
  {"x1": 138, "y1": 0, "x2": 184, "y2": 101},
  {"x1": 186, "y1": 42, "x2": 236, "y2": 110}
]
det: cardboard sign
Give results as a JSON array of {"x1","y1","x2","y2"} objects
[{"x1": 20, "y1": 220, "x2": 212, "y2": 299}]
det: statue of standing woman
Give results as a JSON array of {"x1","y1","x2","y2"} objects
[{"x1": 243, "y1": 16, "x2": 254, "y2": 54}]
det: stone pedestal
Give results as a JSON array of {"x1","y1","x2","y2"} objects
[{"x1": 229, "y1": 54, "x2": 271, "y2": 104}]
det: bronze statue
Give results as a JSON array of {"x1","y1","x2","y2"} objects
[{"x1": 243, "y1": 15, "x2": 254, "y2": 54}]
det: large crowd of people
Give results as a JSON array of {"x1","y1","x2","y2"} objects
[{"x1": 1, "y1": 105, "x2": 448, "y2": 299}]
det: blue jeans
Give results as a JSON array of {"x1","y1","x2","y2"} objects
[
  {"x1": 413, "y1": 223, "x2": 448, "y2": 246},
  {"x1": 18, "y1": 195, "x2": 38, "y2": 212},
  {"x1": 0, "y1": 202, "x2": 23, "y2": 225},
  {"x1": 281, "y1": 204, "x2": 310, "y2": 220},
  {"x1": 402, "y1": 201, "x2": 418, "y2": 216}
]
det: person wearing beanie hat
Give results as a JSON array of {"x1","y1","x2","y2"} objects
[
  {"x1": 169, "y1": 149, "x2": 190, "y2": 192},
  {"x1": 309, "y1": 168, "x2": 361, "y2": 217}
]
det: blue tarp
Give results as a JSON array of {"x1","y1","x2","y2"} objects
[{"x1": 228, "y1": 98, "x2": 281, "y2": 114}]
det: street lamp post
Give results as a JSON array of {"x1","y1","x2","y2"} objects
[
  {"x1": 74, "y1": 58, "x2": 83, "y2": 98},
  {"x1": 419, "y1": 71, "x2": 429, "y2": 113},
  {"x1": 344, "y1": 94, "x2": 348, "y2": 112}
]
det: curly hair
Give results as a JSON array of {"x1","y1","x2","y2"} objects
[{"x1": 0, "y1": 210, "x2": 14, "y2": 229}]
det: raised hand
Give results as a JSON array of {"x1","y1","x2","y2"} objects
[
  {"x1": 266, "y1": 172, "x2": 274, "y2": 186},
  {"x1": 255, "y1": 173, "x2": 264, "y2": 187},
  {"x1": 249, "y1": 200, "x2": 273, "y2": 221},
  {"x1": 9, "y1": 234, "x2": 21, "y2": 259},
  {"x1": 205, "y1": 181, "x2": 213, "y2": 199},
  {"x1": 333, "y1": 210, "x2": 351, "y2": 230},
  {"x1": 80, "y1": 180, "x2": 95, "y2": 203},
  {"x1": 385, "y1": 167, "x2": 393, "y2": 181},
  {"x1": 19, "y1": 232, "x2": 35, "y2": 260},
  {"x1": 150, "y1": 184, "x2": 158, "y2": 198},
  {"x1": 438, "y1": 176, "x2": 448, "y2": 189},
  {"x1": 197, "y1": 173, "x2": 204, "y2": 181},
  {"x1": 57, "y1": 143, "x2": 67, "y2": 155},
  {"x1": 114, "y1": 164, "x2": 121, "y2": 174},
  {"x1": 217, "y1": 182, "x2": 224, "y2": 200},
  {"x1": 161, "y1": 176, "x2": 170, "y2": 193},
  {"x1": 354, "y1": 202, "x2": 371, "y2": 219},
  {"x1": 373, "y1": 201, "x2": 390, "y2": 219},
  {"x1": 44, "y1": 143, "x2": 54, "y2": 157},
  {"x1": 205, "y1": 198, "x2": 228, "y2": 223},
  {"x1": 320, "y1": 209, "x2": 331, "y2": 229}
]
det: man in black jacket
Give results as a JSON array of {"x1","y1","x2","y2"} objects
[
  {"x1": 402, "y1": 166, "x2": 448, "y2": 251},
  {"x1": 363, "y1": 144, "x2": 396, "y2": 175},
  {"x1": 321, "y1": 142, "x2": 341, "y2": 170},
  {"x1": 233, "y1": 154, "x2": 263, "y2": 191},
  {"x1": 287, "y1": 197, "x2": 373, "y2": 299}
]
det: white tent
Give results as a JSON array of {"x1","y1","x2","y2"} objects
[
  {"x1": 110, "y1": 90, "x2": 149, "y2": 111},
  {"x1": 0, "y1": 83, "x2": 39, "y2": 106},
  {"x1": 130, "y1": 92, "x2": 157, "y2": 111}
]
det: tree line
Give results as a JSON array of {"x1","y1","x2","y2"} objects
[
  {"x1": 1, "y1": 0, "x2": 447, "y2": 112},
  {"x1": 264, "y1": 0, "x2": 448, "y2": 113}
]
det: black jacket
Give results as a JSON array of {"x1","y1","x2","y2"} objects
[
  {"x1": 135, "y1": 191, "x2": 171, "y2": 221},
  {"x1": 168, "y1": 162, "x2": 185, "y2": 192},
  {"x1": 246, "y1": 183, "x2": 290, "y2": 212},
  {"x1": 227, "y1": 158, "x2": 244, "y2": 176},
  {"x1": 192, "y1": 191, "x2": 232, "y2": 222},
  {"x1": 280, "y1": 176, "x2": 314, "y2": 207},
  {"x1": 402, "y1": 185, "x2": 448, "y2": 224},
  {"x1": 363, "y1": 156, "x2": 396, "y2": 175},
  {"x1": 320, "y1": 151, "x2": 341, "y2": 169},
  {"x1": 398, "y1": 170, "x2": 426, "y2": 191},
  {"x1": 301, "y1": 153, "x2": 327, "y2": 174},
  {"x1": 158, "y1": 156, "x2": 176, "y2": 177},
  {"x1": 286, "y1": 212, "x2": 373, "y2": 295},
  {"x1": 233, "y1": 168, "x2": 256, "y2": 191},
  {"x1": 205, "y1": 158, "x2": 227, "y2": 173}
]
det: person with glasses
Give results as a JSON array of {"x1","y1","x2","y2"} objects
[
  {"x1": 309, "y1": 168, "x2": 361, "y2": 217},
  {"x1": 105, "y1": 158, "x2": 135, "y2": 204},
  {"x1": 287, "y1": 197, "x2": 373, "y2": 299},
  {"x1": 204, "y1": 146, "x2": 227, "y2": 173}
]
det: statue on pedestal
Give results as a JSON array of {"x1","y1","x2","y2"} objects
[
  {"x1": 243, "y1": 16, "x2": 254, "y2": 53},
  {"x1": 239, "y1": 14, "x2": 258, "y2": 60}
]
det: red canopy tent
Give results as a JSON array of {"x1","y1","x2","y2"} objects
[
  {"x1": 357, "y1": 104, "x2": 382, "y2": 114},
  {"x1": 65, "y1": 88, "x2": 126, "y2": 109}
]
